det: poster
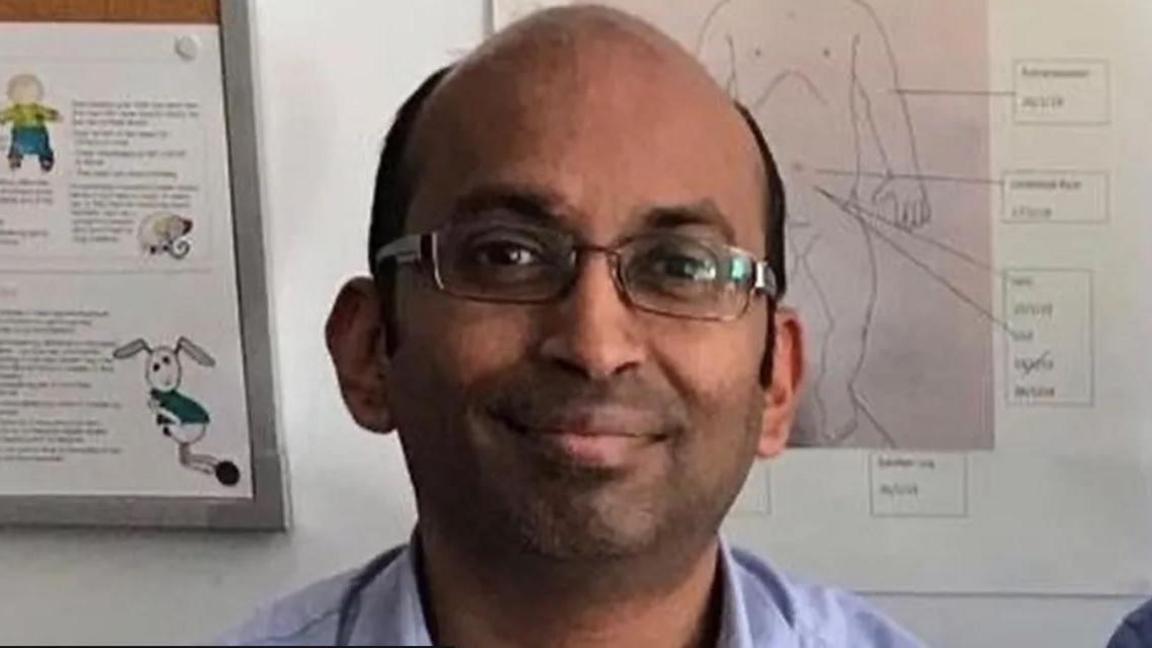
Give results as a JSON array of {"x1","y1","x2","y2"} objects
[
  {"x1": 492, "y1": 0, "x2": 1152, "y2": 595},
  {"x1": 0, "y1": 19, "x2": 279, "y2": 522}
]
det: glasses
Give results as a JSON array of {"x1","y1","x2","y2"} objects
[{"x1": 374, "y1": 221, "x2": 779, "y2": 321}]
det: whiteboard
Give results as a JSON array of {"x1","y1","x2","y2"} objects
[{"x1": 493, "y1": 0, "x2": 1152, "y2": 595}]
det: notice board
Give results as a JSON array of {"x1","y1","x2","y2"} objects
[{"x1": 0, "y1": 1, "x2": 286, "y2": 529}]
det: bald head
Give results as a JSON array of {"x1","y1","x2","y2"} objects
[
  {"x1": 370, "y1": 5, "x2": 785, "y2": 302},
  {"x1": 475, "y1": 5, "x2": 698, "y2": 63},
  {"x1": 409, "y1": 6, "x2": 760, "y2": 210},
  {"x1": 446, "y1": 5, "x2": 724, "y2": 107}
]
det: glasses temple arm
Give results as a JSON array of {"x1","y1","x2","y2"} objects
[
  {"x1": 374, "y1": 234, "x2": 425, "y2": 268},
  {"x1": 753, "y1": 261, "x2": 778, "y2": 300}
]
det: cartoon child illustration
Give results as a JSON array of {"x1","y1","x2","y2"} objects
[
  {"x1": 0, "y1": 74, "x2": 59, "y2": 172},
  {"x1": 113, "y1": 336, "x2": 241, "y2": 487},
  {"x1": 138, "y1": 213, "x2": 194, "y2": 259}
]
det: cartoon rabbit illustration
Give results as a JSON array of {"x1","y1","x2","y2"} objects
[{"x1": 113, "y1": 336, "x2": 240, "y2": 486}]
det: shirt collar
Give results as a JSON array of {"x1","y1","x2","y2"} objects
[
  {"x1": 716, "y1": 539, "x2": 799, "y2": 648},
  {"x1": 346, "y1": 535, "x2": 797, "y2": 647},
  {"x1": 345, "y1": 536, "x2": 432, "y2": 646}
]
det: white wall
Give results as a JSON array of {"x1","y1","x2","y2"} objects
[{"x1": 0, "y1": 1, "x2": 1141, "y2": 645}]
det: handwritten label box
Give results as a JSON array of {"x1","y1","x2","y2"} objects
[
  {"x1": 870, "y1": 453, "x2": 968, "y2": 517},
  {"x1": 1003, "y1": 171, "x2": 1109, "y2": 224},
  {"x1": 1004, "y1": 269, "x2": 1093, "y2": 406},
  {"x1": 1014, "y1": 60, "x2": 1110, "y2": 125}
]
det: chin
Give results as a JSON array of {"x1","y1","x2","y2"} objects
[{"x1": 508, "y1": 492, "x2": 667, "y2": 561}]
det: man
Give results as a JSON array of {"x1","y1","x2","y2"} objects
[{"x1": 223, "y1": 6, "x2": 923, "y2": 647}]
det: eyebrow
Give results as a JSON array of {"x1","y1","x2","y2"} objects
[
  {"x1": 449, "y1": 183, "x2": 568, "y2": 227},
  {"x1": 638, "y1": 200, "x2": 736, "y2": 244}
]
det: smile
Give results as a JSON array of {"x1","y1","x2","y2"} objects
[{"x1": 494, "y1": 406, "x2": 667, "y2": 469}]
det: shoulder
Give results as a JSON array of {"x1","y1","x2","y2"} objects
[
  {"x1": 215, "y1": 569, "x2": 356, "y2": 646},
  {"x1": 218, "y1": 544, "x2": 412, "y2": 646},
  {"x1": 727, "y1": 546, "x2": 924, "y2": 648},
  {"x1": 1108, "y1": 598, "x2": 1152, "y2": 648}
]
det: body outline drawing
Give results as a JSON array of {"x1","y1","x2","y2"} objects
[
  {"x1": 492, "y1": 0, "x2": 998, "y2": 449},
  {"x1": 696, "y1": 0, "x2": 945, "y2": 447}
]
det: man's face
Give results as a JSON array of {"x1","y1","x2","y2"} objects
[{"x1": 380, "y1": 40, "x2": 791, "y2": 561}]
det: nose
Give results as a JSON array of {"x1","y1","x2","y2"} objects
[{"x1": 538, "y1": 251, "x2": 646, "y2": 380}]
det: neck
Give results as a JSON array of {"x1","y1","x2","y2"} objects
[{"x1": 416, "y1": 524, "x2": 724, "y2": 648}]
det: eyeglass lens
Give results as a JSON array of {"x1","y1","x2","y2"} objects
[{"x1": 434, "y1": 222, "x2": 757, "y2": 319}]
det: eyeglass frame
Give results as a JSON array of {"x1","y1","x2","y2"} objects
[{"x1": 372, "y1": 224, "x2": 781, "y2": 322}]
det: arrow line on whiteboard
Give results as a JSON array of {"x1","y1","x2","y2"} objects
[
  {"x1": 813, "y1": 186, "x2": 1015, "y2": 335},
  {"x1": 893, "y1": 88, "x2": 1017, "y2": 97}
]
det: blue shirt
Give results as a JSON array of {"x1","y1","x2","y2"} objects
[
  {"x1": 1109, "y1": 598, "x2": 1152, "y2": 648},
  {"x1": 219, "y1": 539, "x2": 923, "y2": 647}
]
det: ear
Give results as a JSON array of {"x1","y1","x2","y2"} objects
[
  {"x1": 113, "y1": 338, "x2": 150, "y2": 359},
  {"x1": 326, "y1": 277, "x2": 395, "y2": 434},
  {"x1": 757, "y1": 307, "x2": 805, "y2": 458},
  {"x1": 175, "y1": 337, "x2": 216, "y2": 367}
]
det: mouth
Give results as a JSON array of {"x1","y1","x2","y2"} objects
[{"x1": 493, "y1": 406, "x2": 667, "y2": 469}]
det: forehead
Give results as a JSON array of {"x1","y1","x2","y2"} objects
[{"x1": 407, "y1": 41, "x2": 767, "y2": 253}]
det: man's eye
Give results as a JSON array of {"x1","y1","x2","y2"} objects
[
  {"x1": 470, "y1": 240, "x2": 545, "y2": 267},
  {"x1": 646, "y1": 251, "x2": 718, "y2": 282}
]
